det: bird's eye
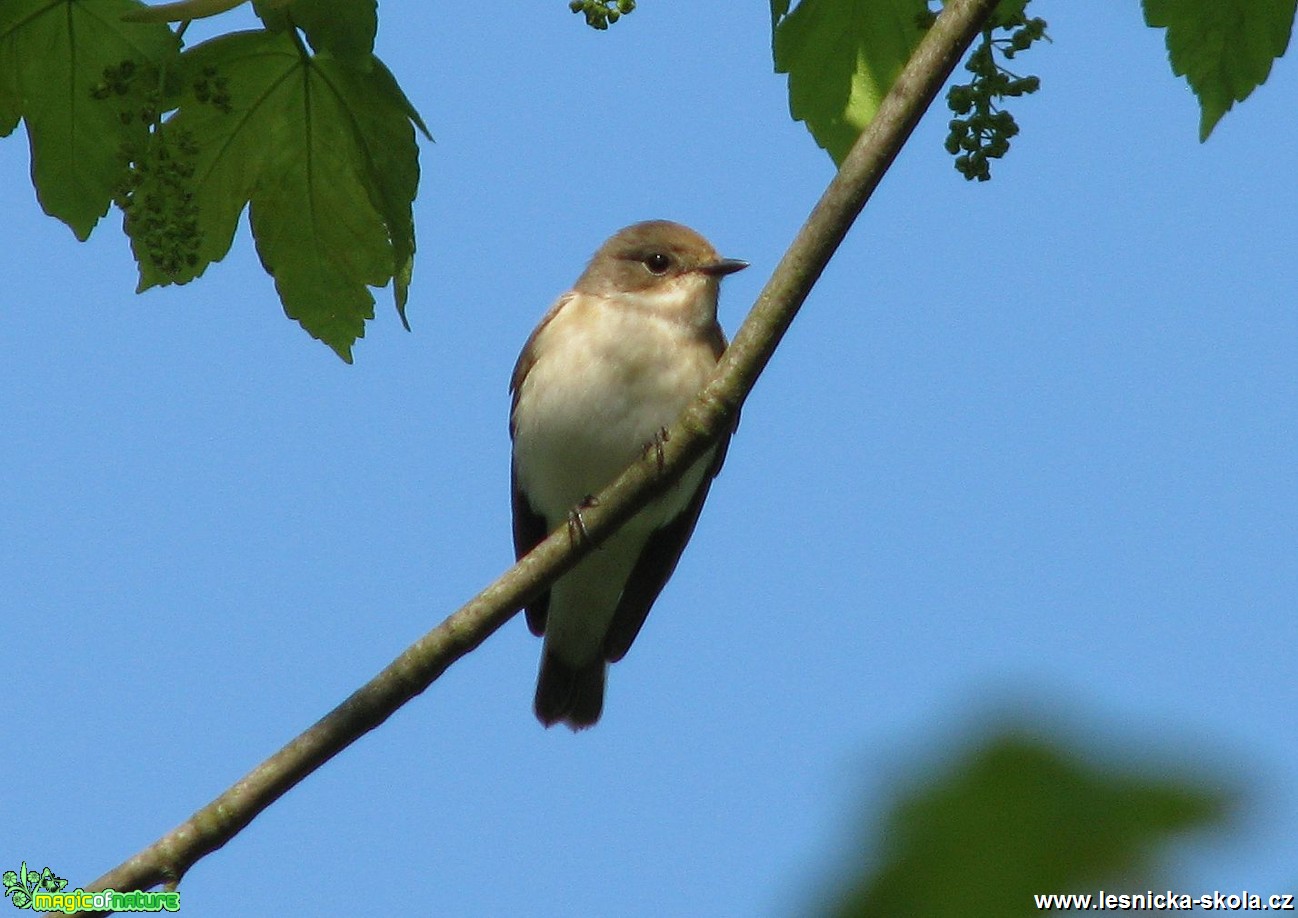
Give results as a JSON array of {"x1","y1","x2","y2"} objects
[{"x1": 643, "y1": 252, "x2": 672, "y2": 275}]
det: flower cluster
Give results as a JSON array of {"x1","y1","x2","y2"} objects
[
  {"x1": 944, "y1": 14, "x2": 1048, "y2": 181},
  {"x1": 92, "y1": 60, "x2": 238, "y2": 280},
  {"x1": 569, "y1": 0, "x2": 635, "y2": 30}
]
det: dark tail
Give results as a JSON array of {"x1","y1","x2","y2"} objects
[{"x1": 534, "y1": 649, "x2": 605, "y2": 730}]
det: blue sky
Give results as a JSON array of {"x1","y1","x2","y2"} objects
[{"x1": 3, "y1": 2, "x2": 1296, "y2": 915}]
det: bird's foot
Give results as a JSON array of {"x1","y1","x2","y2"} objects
[
  {"x1": 566, "y1": 495, "x2": 600, "y2": 549},
  {"x1": 642, "y1": 426, "x2": 670, "y2": 474}
]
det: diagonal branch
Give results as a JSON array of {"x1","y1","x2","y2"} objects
[{"x1": 69, "y1": 0, "x2": 999, "y2": 909}]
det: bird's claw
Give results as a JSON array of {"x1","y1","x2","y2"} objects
[{"x1": 567, "y1": 495, "x2": 600, "y2": 548}]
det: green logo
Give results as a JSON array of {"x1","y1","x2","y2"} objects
[
  {"x1": 3, "y1": 863, "x2": 67, "y2": 909},
  {"x1": 2, "y1": 864, "x2": 180, "y2": 913}
]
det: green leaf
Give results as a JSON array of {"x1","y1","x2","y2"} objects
[
  {"x1": 1144, "y1": 0, "x2": 1296, "y2": 141},
  {"x1": 368, "y1": 54, "x2": 431, "y2": 142},
  {"x1": 137, "y1": 32, "x2": 280, "y2": 289},
  {"x1": 282, "y1": 0, "x2": 378, "y2": 65},
  {"x1": 770, "y1": 0, "x2": 791, "y2": 32},
  {"x1": 989, "y1": 0, "x2": 1029, "y2": 28},
  {"x1": 0, "y1": 28, "x2": 19, "y2": 136},
  {"x1": 120, "y1": 0, "x2": 248, "y2": 24},
  {"x1": 251, "y1": 0, "x2": 292, "y2": 32},
  {"x1": 825, "y1": 729, "x2": 1233, "y2": 918},
  {"x1": 0, "y1": 0, "x2": 180, "y2": 239},
  {"x1": 360, "y1": 56, "x2": 427, "y2": 328},
  {"x1": 160, "y1": 30, "x2": 421, "y2": 360},
  {"x1": 773, "y1": 0, "x2": 929, "y2": 165}
]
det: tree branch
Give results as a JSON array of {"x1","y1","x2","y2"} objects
[{"x1": 68, "y1": 0, "x2": 998, "y2": 910}]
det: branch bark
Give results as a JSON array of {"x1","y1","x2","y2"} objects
[{"x1": 68, "y1": 0, "x2": 998, "y2": 910}]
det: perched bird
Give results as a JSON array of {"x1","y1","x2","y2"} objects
[{"x1": 509, "y1": 220, "x2": 747, "y2": 729}]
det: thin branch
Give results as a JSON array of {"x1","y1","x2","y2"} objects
[{"x1": 68, "y1": 0, "x2": 998, "y2": 910}]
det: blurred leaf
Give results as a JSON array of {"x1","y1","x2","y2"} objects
[
  {"x1": 0, "y1": 0, "x2": 180, "y2": 239},
  {"x1": 773, "y1": 0, "x2": 929, "y2": 165},
  {"x1": 157, "y1": 30, "x2": 421, "y2": 360},
  {"x1": 1143, "y1": 0, "x2": 1296, "y2": 141},
  {"x1": 827, "y1": 729, "x2": 1234, "y2": 918}
]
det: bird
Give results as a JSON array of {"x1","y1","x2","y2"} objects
[{"x1": 509, "y1": 220, "x2": 747, "y2": 729}]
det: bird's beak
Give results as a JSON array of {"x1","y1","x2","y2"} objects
[{"x1": 700, "y1": 258, "x2": 749, "y2": 277}]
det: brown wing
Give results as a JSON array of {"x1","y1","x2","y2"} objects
[
  {"x1": 601, "y1": 430, "x2": 732, "y2": 662},
  {"x1": 602, "y1": 325, "x2": 734, "y2": 662},
  {"x1": 509, "y1": 294, "x2": 573, "y2": 636},
  {"x1": 512, "y1": 457, "x2": 551, "y2": 636}
]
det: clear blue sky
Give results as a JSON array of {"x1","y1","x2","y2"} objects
[{"x1": 3, "y1": 3, "x2": 1296, "y2": 915}]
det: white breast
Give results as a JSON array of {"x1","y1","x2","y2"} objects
[{"x1": 512, "y1": 294, "x2": 718, "y2": 528}]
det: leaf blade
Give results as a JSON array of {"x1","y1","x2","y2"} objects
[
  {"x1": 139, "y1": 29, "x2": 301, "y2": 290},
  {"x1": 283, "y1": 0, "x2": 378, "y2": 65},
  {"x1": 1144, "y1": 0, "x2": 1296, "y2": 141},
  {"x1": 148, "y1": 30, "x2": 424, "y2": 358},
  {"x1": 0, "y1": 0, "x2": 179, "y2": 239},
  {"x1": 773, "y1": 0, "x2": 929, "y2": 165}
]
